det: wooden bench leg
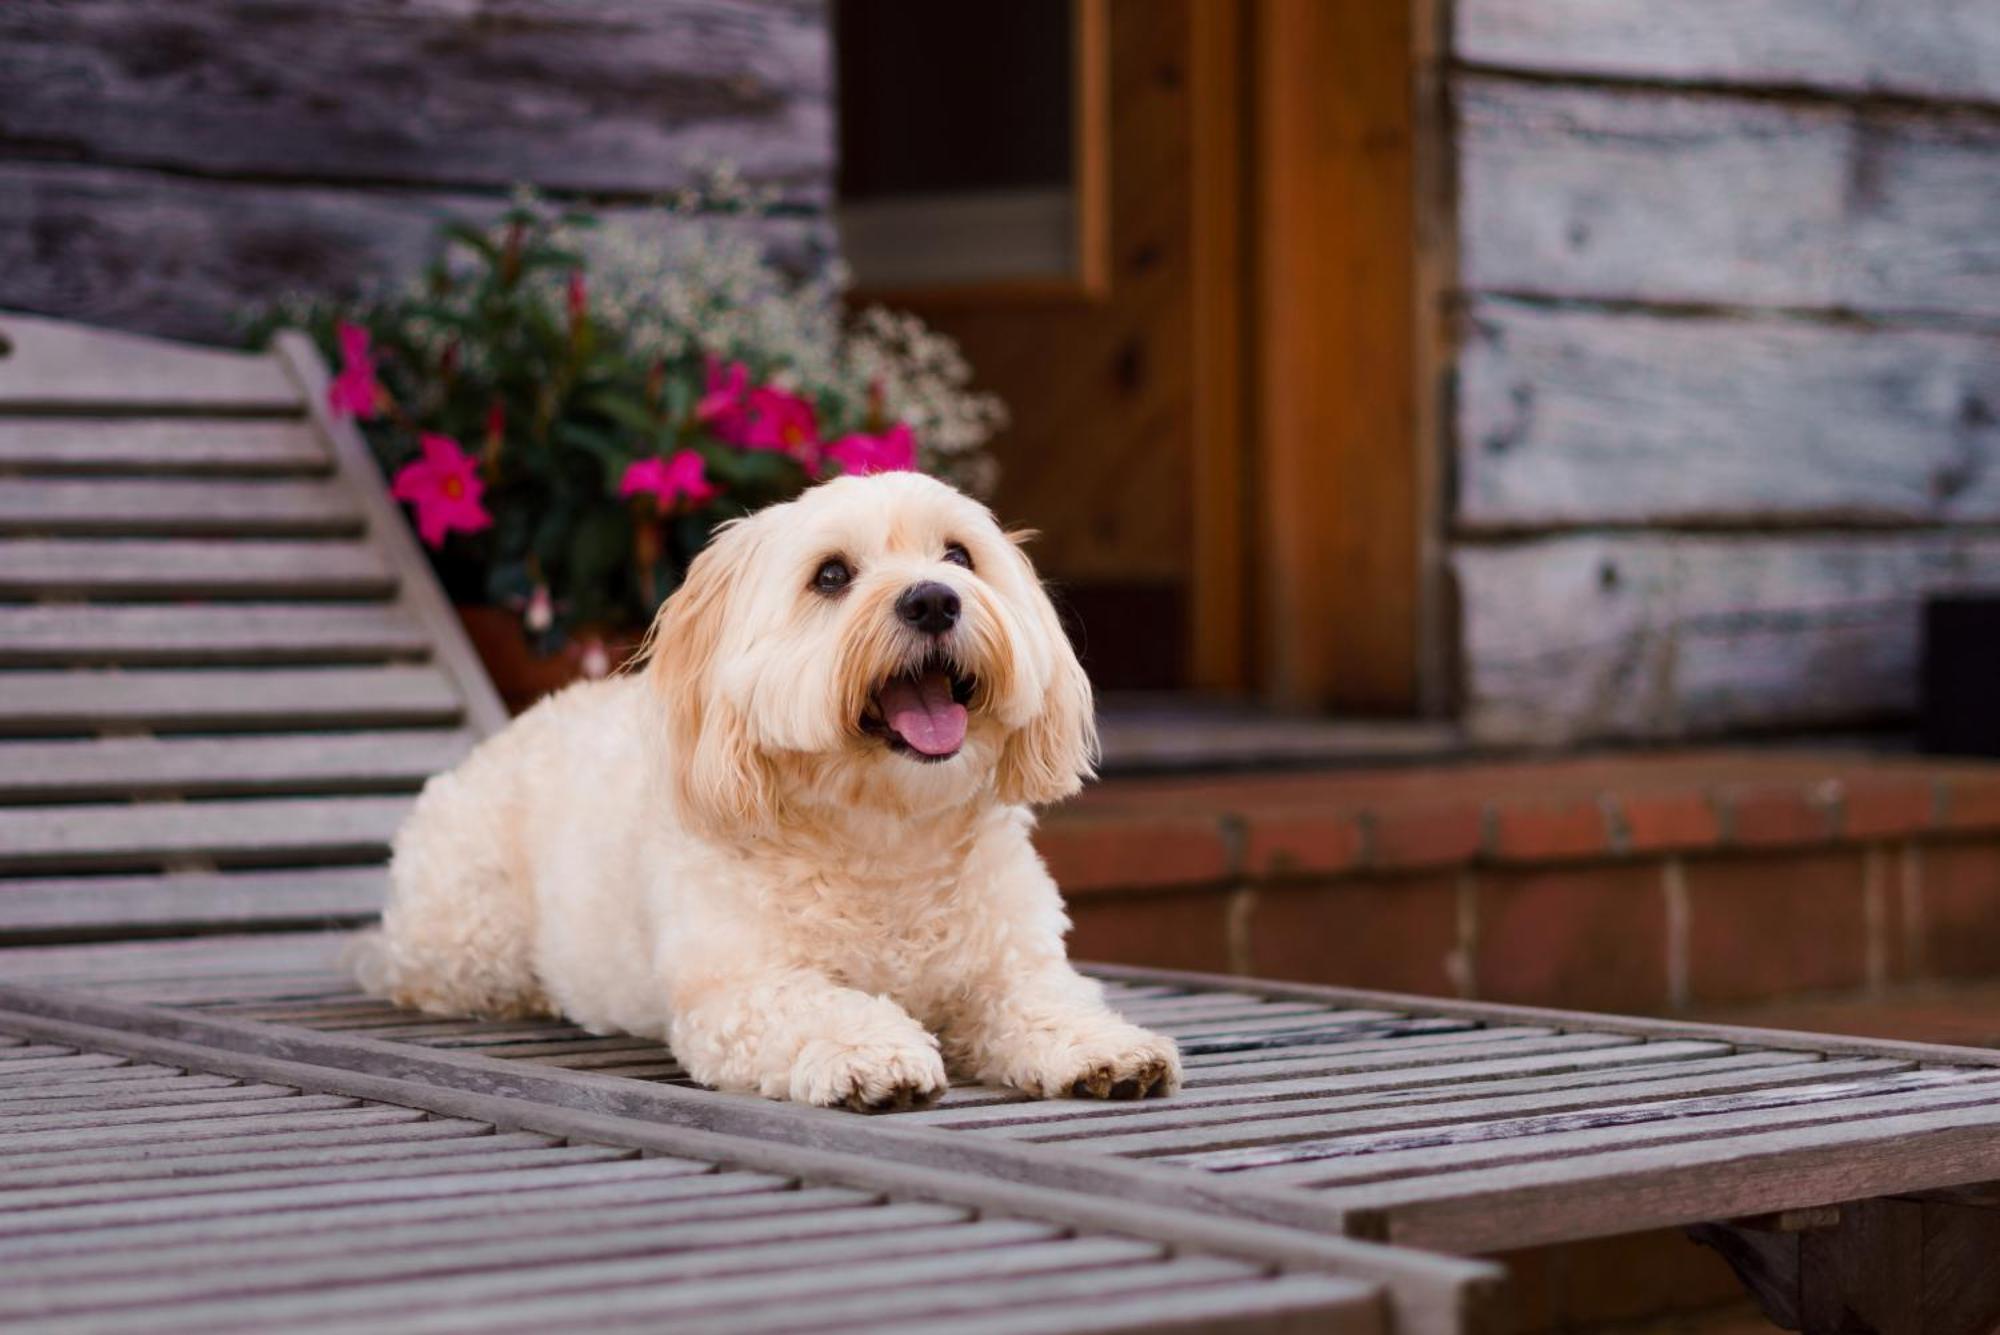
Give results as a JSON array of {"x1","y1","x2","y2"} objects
[{"x1": 1691, "y1": 1193, "x2": 2000, "y2": 1335}]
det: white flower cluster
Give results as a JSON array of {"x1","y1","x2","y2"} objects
[
  {"x1": 552, "y1": 180, "x2": 1007, "y2": 497},
  {"x1": 840, "y1": 307, "x2": 1008, "y2": 496}
]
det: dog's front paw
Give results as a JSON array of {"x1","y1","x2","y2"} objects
[
  {"x1": 791, "y1": 1034, "x2": 949, "y2": 1113},
  {"x1": 1011, "y1": 1026, "x2": 1182, "y2": 1101}
]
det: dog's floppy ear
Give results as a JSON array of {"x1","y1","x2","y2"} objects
[
  {"x1": 643, "y1": 521, "x2": 775, "y2": 837},
  {"x1": 995, "y1": 531, "x2": 1099, "y2": 807}
]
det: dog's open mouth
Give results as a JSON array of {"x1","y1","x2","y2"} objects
[{"x1": 860, "y1": 653, "x2": 976, "y2": 762}]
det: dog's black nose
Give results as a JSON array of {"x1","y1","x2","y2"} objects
[{"x1": 896, "y1": 581, "x2": 960, "y2": 635}]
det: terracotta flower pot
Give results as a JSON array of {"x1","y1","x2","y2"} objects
[{"x1": 455, "y1": 605, "x2": 645, "y2": 716}]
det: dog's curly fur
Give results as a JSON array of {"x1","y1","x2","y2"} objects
[{"x1": 353, "y1": 473, "x2": 1180, "y2": 1111}]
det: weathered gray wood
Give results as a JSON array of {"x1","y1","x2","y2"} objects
[
  {"x1": 1326, "y1": 1101, "x2": 2000, "y2": 1253},
  {"x1": 0, "y1": 1, "x2": 830, "y2": 196},
  {"x1": 0, "y1": 665, "x2": 463, "y2": 735},
  {"x1": 0, "y1": 1181, "x2": 846, "y2": 1280},
  {"x1": 0, "y1": 993, "x2": 1505, "y2": 1335},
  {"x1": 658, "y1": 1262, "x2": 1360, "y2": 1335},
  {"x1": 1455, "y1": 529, "x2": 2000, "y2": 742},
  {"x1": 0, "y1": 730, "x2": 469, "y2": 801},
  {"x1": 1185, "y1": 1035, "x2": 1689, "y2": 1088},
  {"x1": 0, "y1": 1094, "x2": 368, "y2": 1135},
  {"x1": 868, "y1": 1279, "x2": 1381, "y2": 1335},
  {"x1": 0, "y1": 1114, "x2": 489, "y2": 1161},
  {"x1": 1455, "y1": 0, "x2": 2000, "y2": 103},
  {"x1": 1038, "y1": 1059, "x2": 1915, "y2": 1158},
  {"x1": 0, "y1": 1165, "x2": 744, "y2": 1268},
  {"x1": 0, "y1": 1131, "x2": 555, "y2": 1193},
  {"x1": 1218, "y1": 1073, "x2": 2000, "y2": 1184},
  {"x1": 0, "y1": 419, "x2": 326, "y2": 475},
  {"x1": 0, "y1": 538, "x2": 397, "y2": 599},
  {"x1": 53, "y1": 1223, "x2": 1089, "y2": 1335},
  {"x1": 1458, "y1": 300, "x2": 2000, "y2": 530},
  {"x1": 0, "y1": 869, "x2": 388, "y2": 937},
  {"x1": 0, "y1": 796, "x2": 410, "y2": 874},
  {"x1": 1083, "y1": 962, "x2": 2000, "y2": 1069},
  {"x1": 0, "y1": 604, "x2": 431, "y2": 667},
  {"x1": 0, "y1": 1064, "x2": 182, "y2": 1091},
  {"x1": 912, "y1": 1053, "x2": 1825, "y2": 1133},
  {"x1": 277, "y1": 332, "x2": 511, "y2": 740},
  {"x1": 0, "y1": 312, "x2": 298, "y2": 413},
  {"x1": 0, "y1": 1147, "x2": 639, "y2": 1238},
  {"x1": 0, "y1": 478, "x2": 361, "y2": 536},
  {"x1": 1458, "y1": 78, "x2": 2000, "y2": 320},
  {"x1": 11, "y1": 1207, "x2": 1041, "y2": 1326},
  {"x1": 0, "y1": 162, "x2": 834, "y2": 343},
  {"x1": 0, "y1": 1075, "x2": 266, "y2": 1109}
]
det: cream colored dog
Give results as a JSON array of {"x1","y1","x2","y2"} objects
[{"x1": 354, "y1": 472, "x2": 1181, "y2": 1111}]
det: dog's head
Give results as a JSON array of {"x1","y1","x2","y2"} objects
[{"x1": 643, "y1": 472, "x2": 1096, "y2": 837}]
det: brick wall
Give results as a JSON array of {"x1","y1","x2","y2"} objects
[{"x1": 1042, "y1": 753, "x2": 2000, "y2": 1016}]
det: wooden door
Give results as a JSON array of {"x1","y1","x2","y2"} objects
[{"x1": 838, "y1": 0, "x2": 1436, "y2": 709}]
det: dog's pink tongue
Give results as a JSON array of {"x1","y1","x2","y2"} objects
[{"x1": 879, "y1": 671, "x2": 967, "y2": 756}]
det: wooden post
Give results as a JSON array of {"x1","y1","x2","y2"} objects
[{"x1": 1250, "y1": 0, "x2": 1426, "y2": 711}]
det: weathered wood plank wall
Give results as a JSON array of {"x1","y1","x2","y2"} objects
[
  {"x1": 0, "y1": 1, "x2": 833, "y2": 342},
  {"x1": 1449, "y1": 1, "x2": 2000, "y2": 743}
]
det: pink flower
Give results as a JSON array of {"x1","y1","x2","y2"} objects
[
  {"x1": 390, "y1": 433, "x2": 493, "y2": 548},
  {"x1": 620, "y1": 450, "x2": 718, "y2": 511},
  {"x1": 824, "y1": 423, "x2": 918, "y2": 477},
  {"x1": 566, "y1": 271, "x2": 588, "y2": 327},
  {"x1": 327, "y1": 321, "x2": 383, "y2": 419},
  {"x1": 742, "y1": 386, "x2": 821, "y2": 467},
  {"x1": 696, "y1": 358, "x2": 751, "y2": 442}
]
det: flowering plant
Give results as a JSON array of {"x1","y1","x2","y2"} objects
[{"x1": 267, "y1": 189, "x2": 1003, "y2": 656}]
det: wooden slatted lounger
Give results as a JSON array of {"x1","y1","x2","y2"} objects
[
  {"x1": 0, "y1": 1003, "x2": 1392, "y2": 1334},
  {"x1": 2, "y1": 313, "x2": 1999, "y2": 1334}
]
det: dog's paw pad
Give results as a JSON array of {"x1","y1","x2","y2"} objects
[
  {"x1": 1023, "y1": 1030, "x2": 1180, "y2": 1102},
  {"x1": 793, "y1": 1039, "x2": 948, "y2": 1114},
  {"x1": 1065, "y1": 1050, "x2": 1176, "y2": 1101}
]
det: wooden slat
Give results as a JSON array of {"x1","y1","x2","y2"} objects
[
  {"x1": 1455, "y1": 0, "x2": 2000, "y2": 104},
  {"x1": 1082, "y1": 962, "x2": 2000, "y2": 1068},
  {"x1": 1212, "y1": 1072, "x2": 2000, "y2": 1183},
  {"x1": 1009, "y1": 1058, "x2": 1912, "y2": 1155},
  {"x1": 0, "y1": 478, "x2": 362, "y2": 537},
  {"x1": 0, "y1": 796, "x2": 410, "y2": 875},
  {"x1": 0, "y1": 666, "x2": 463, "y2": 735},
  {"x1": 0, "y1": 1, "x2": 831, "y2": 197},
  {"x1": 870, "y1": 1277, "x2": 1380, "y2": 1335},
  {"x1": 0, "y1": 312, "x2": 299, "y2": 414},
  {"x1": 0, "y1": 731, "x2": 472, "y2": 801},
  {"x1": 0, "y1": 868, "x2": 388, "y2": 937},
  {"x1": 0, "y1": 419, "x2": 327, "y2": 476},
  {"x1": 1457, "y1": 77, "x2": 2000, "y2": 320},
  {"x1": 1455, "y1": 529, "x2": 2000, "y2": 743},
  {"x1": 1457, "y1": 299, "x2": 2000, "y2": 531},
  {"x1": 0, "y1": 539, "x2": 397, "y2": 599},
  {"x1": 0, "y1": 604, "x2": 432, "y2": 667},
  {"x1": 909, "y1": 1052, "x2": 1815, "y2": 1132},
  {"x1": 1, "y1": 1181, "x2": 851, "y2": 1277},
  {"x1": 1328, "y1": 1099, "x2": 2000, "y2": 1254},
  {"x1": 0, "y1": 163, "x2": 832, "y2": 346}
]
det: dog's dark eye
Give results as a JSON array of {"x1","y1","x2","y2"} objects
[
  {"x1": 812, "y1": 557, "x2": 852, "y2": 595},
  {"x1": 942, "y1": 542, "x2": 973, "y2": 570}
]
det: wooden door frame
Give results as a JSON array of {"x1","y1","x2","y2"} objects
[{"x1": 1191, "y1": 0, "x2": 1445, "y2": 712}]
